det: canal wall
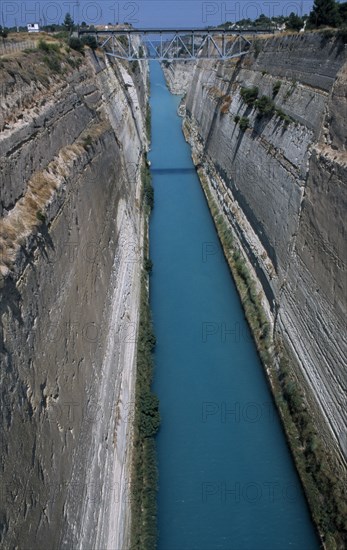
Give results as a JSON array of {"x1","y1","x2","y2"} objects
[
  {"x1": 164, "y1": 31, "x2": 347, "y2": 545},
  {"x1": 0, "y1": 41, "x2": 148, "y2": 547}
]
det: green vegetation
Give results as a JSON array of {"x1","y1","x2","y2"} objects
[
  {"x1": 340, "y1": 2, "x2": 347, "y2": 23},
  {"x1": 146, "y1": 104, "x2": 152, "y2": 142},
  {"x1": 215, "y1": 1, "x2": 347, "y2": 32},
  {"x1": 337, "y1": 26, "x2": 347, "y2": 41},
  {"x1": 63, "y1": 12, "x2": 75, "y2": 33},
  {"x1": 275, "y1": 108, "x2": 293, "y2": 127},
  {"x1": 234, "y1": 115, "x2": 240, "y2": 124},
  {"x1": 255, "y1": 95, "x2": 275, "y2": 116},
  {"x1": 308, "y1": 0, "x2": 341, "y2": 28},
  {"x1": 130, "y1": 155, "x2": 159, "y2": 550},
  {"x1": 142, "y1": 154, "x2": 154, "y2": 210},
  {"x1": 36, "y1": 210, "x2": 46, "y2": 223},
  {"x1": 131, "y1": 60, "x2": 140, "y2": 74},
  {"x1": 43, "y1": 55, "x2": 61, "y2": 73},
  {"x1": 53, "y1": 31, "x2": 70, "y2": 41},
  {"x1": 272, "y1": 80, "x2": 281, "y2": 98},
  {"x1": 0, "y1": 25, "x2": 8, "y2": 38},
  {"x1": 239, "y1": 117, "x2": 250, "y2": 131},
  {"x1": 286, "y1": 12, "x2": 304, "y2": 31},
  {"x1": 196, "y1": 168, "x2": 347, "y2": 549},
  {"x1": 80, "y1": 34, "x2": 97, "y2": 50},
  {"x1": 240, "y1": 85, "x2": 293, "y2": 127},
  {"x1": 66, "y1": 56, "x2": 82, "y2": 69},
  {"x1": 38, "y1": 39, "x2": 60, "y2": 53},
  {"x1": 144, "y1": 258, "x2": 153, "y2": 273},
  {"x1": 284, "y1": 80, "x2": 297, "y2": 100},
  {"x1": 240, "y1": 86, "x2": 259, "y2": 107},
  {"x1": 69, "y1": 37, "x2": 84, "y2": 53},
  {"x1": 37, "y1": 39, "x2": 63, "y2": 72},
  {"x1": 273, "y1": 348, "x2": 347, "y2": 548}
]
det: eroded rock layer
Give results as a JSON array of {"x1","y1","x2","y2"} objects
[
  {"x1": 0, "y1": 45, "x2": 148, "y2": 548},
  {"x1": 165, "y1": 33, "x2": 347, "y2": 466}
]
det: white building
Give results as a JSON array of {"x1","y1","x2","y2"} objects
[{"x1": 27, "y1": 23, "x2": 40, "y2": 33}]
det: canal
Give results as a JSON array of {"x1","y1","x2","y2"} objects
[{"x1": 148, "y1": 61, "x2": 319, "y2": 550}]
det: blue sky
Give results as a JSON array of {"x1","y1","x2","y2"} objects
[{"x1": 2, "y1": 1, "x2": 317, "y2": 28}]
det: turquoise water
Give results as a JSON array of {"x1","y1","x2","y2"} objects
[{"x1": 148, "y1": 62, "x2": 319, "y2": 550}]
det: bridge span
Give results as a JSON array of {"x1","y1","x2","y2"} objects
[{"x1": 78, "y1": 28, "x2": 274, "y2": 61}]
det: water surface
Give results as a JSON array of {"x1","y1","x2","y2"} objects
[{"x1": 148, "y1": 61, "x2": 319, "y2": 550}]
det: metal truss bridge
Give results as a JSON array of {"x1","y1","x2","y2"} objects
[{"x1": 78, "y1": 28, "x2": 274, "y2": 61}]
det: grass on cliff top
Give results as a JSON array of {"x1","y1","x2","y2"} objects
[{"x1": 0, "y1": 35, "x2": 83, "y2": 79}]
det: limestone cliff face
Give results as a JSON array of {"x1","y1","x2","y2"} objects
[
  {"x1": 0, "y1": 46, "x2": 148, "y2": 548},
  {"x1": 165, "y1": 33, "x2": 347, "y2": 465}
]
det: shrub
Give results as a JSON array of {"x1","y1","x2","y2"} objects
[
  {"x1": 68, "y1": 37, "x2": 84, "y2": 53},
  {"x1": 138, "y1": 392, "x2": 160, "y2": 437},
  {"x1": 130, "y1": 199, "x2": 159, "y2": 548},
  {"x1": 284, "y1": 80, "x2": 297, "y2": 99},
  {"x1": 239, "y1": 117, "x2": 249, "y2": 131},
  {"x1": 36, "y1": 210, "x2": 46, "y2": 223},
  {"x1": 255, "y1": 95, "x2": 275, "y2": 116},
  {"x1": 54, "y1": 31, "x2": 70, "y2": 41},
  {"x1": 146, "y1": 104, "x2": 151, "y2": 141},
  {"x1": 275, "y1": 108, "x2": 293, "y2": 127},
  {"x1": 38, "y1": 39, "x2": 60, "y2": 53},
  {"x1": 66, "y1": 56, "x2": 81, "y2": 68},
  {"x1": 81, "y1": 34, "x2": 97, "y2": 50},
  {"x1": 272, "y1": 80, "x2": 281, "y2": 97},
  {"x1": 336, "y1": 26, "x2": 347, "y2": 41},
  {"x1": 131, "y1": 60, "x2": 140, "y2": 74},
  {"x1": 43, "y1": 55, "x2": 61, "y2": 73},
  {"x1": 141, "y1": 154, "x2": 153, "y2": 211},
  {"x1": 144, "y1": 258, "x2": 153, "y2": 273},
  {"x1": 321, "y1": 29, "x2": 336, "y2": 39},
  {"x1": 240, "y1": 86, "x2": 259, "y2": 107},
  {"x1": 234, "y1": 115, "x2": 240, "y2": 123},
  {"x1": 0, "y1": 26, "x2": 9, "y2": 38}
]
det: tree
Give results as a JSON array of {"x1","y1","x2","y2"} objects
[
  {"x1": 255, "y1": 14, "x2": 272, "y2": 28},
  {"x1": 308, "y1": 0, "x2": 341, "y2": 27},
  {"x1": 286, "y1": 12, "x2": 304, "y2": 31},
  {"x1": 338, "y1": 2, "x2": 347, "y2": 25},
  {"x1": 0, "y1": 25, "x2": 8, "y2": 38},
  {"x1": 63, "y1": 12, "x2": 74, "y2": 32}
]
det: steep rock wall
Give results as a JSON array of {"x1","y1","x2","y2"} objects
[
  {"x1": 166, "y1": 33, "x2": 347, "y2": 466},
  {"x1": 0, "y1": 45, "x2": 148, "y2": 548}
]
